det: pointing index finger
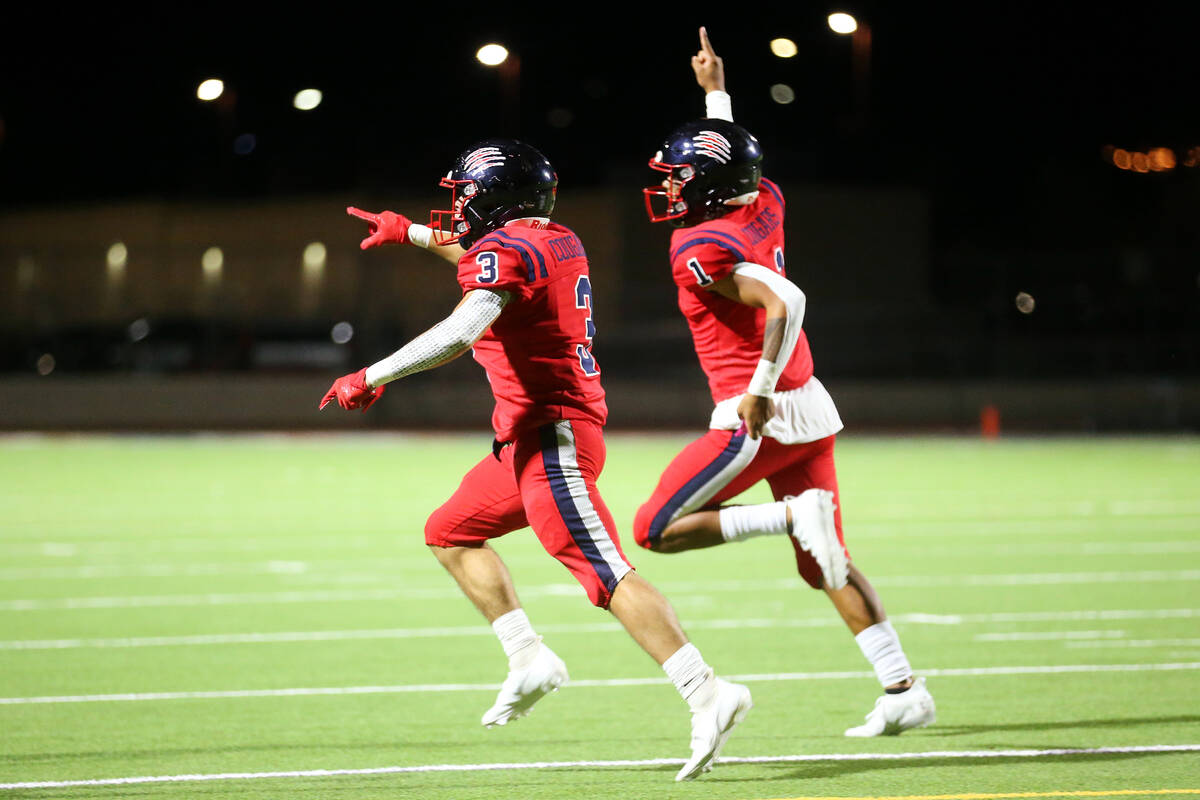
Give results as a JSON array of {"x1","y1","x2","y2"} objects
[
  {"x1": 346, "y1": 206, "x2": 379, "y2": 222},
  {"x1": 699, "y1": 26, "x2": 716, "y2": 56}
]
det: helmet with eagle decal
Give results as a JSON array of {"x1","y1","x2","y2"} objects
[
  {"x1": 643, "y1": 119, "x2": 763, "y2": 227},
  {"x1": 428, "y1": 138, "x2": 558, "y2": 249}
]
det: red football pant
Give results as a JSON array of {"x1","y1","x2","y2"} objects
[
  {"x1": 425, "y1": 419, "x2": 633, "y2": 608},
  {"x1": 634, "y1": 430, "x2": 846, "y2": 588}
]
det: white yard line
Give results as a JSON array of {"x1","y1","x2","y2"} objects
[
  {"x1": 3, "y1": 662, "x2": 1198, "y2": 706},
  {"x1": 904, "y1": 609, "x2": 1198, "y2": 624},
  {"x1": 2, "y1": 744, "x2": 1197, "y2": 790},
  {"x1": 868, "y1": 571, "x2": 1200, "y2": 587},
  {"x1": 974, "y1": 631, "x2": 1128, "y2": 642},
  {"x1": 3, "y1": 514, "x2": 1198, "y2": 556},
  {"x1": 1065, "y1": 639, "x2": 1200, "y2": 650},
  {"x1": 3, "y1": 571, "x2": 1199, "y2": 611},
  {"x1": 4, "y1": 540, "x2": 1199, "y2": 580},
  {"x1": 2, "y1": 608, "x2": 1197, "y2": 650},
  {"x1": 850, "y1": 517, "x2": 1200, "y2": 539}
]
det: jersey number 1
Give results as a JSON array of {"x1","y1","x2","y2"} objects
[
  {"x1": 574, "y1": 275, "x2": 600, "y2": 376},
  {"x1": 686, "y1": 257, "x2": 714, "y2": 286}
]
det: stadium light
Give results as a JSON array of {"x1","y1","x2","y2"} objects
[
  {"x1": 829, "y1": 13, "x2": 872, "y2": 131},
  {"x1": 17, "y1": 256, "x2": 35, "y2": 290},
  {"x1": 233, "y1": 133, "x2": 256, "y2": 155},
  {"x1": 128, "y1": 318, "x2": 151, "y2": 342},
  {"x1": 477, "y1": 44, "x2": 509, "y2": 66},
  {"x1": 293, "y1": 88, "x2": 322, "y2": 111},
  {"x1": 303, "y1": 242, "x2": 327, "y2": 282},
  {"x1": 196, "y1": 78, "x2": 224, "y2": 101},
  {"x1": 202, "y1": 247, "x2": 224, "y2": 283},
  {"x1": 106, "y1": 242, "x2": 127, "y2": 281},
  {"x1": 770, "y1": 84, "x2": 796, "y2": 104},
  {"x1": 828, "y1": 13, "x2": 858, "y2": 34},
  {"x1": 1149, "y1": 147, "x2": 1176, "y2": 171},
  {"x1": 770, "y1": 38, "x2": 798, "y2": 58}
]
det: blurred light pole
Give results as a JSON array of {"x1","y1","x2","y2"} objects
[
  {"x1": 477, "y1": 43, "x2": 520, "y2": 136},
  {"x1": 829, "y1": 12, "x2": 871, "y2": 132}
]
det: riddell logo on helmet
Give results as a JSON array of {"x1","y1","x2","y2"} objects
[
  {"x1": 692, "y1": 132, "x2": 732, "y2": 164},
  {"x1": 463, "y1": 147, "x2": 506, "y2": 174}
]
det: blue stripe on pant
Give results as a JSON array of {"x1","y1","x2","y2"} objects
[
  {"x1": 645, "y1": 428, "x2": 754, "y2": 544},
  {"x1": 539, "y1": 422, "x2": 621, "y2": 596}
]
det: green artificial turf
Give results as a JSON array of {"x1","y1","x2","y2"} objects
[{"x1": 1, "y1": 432, "x2": 1198, "y2": 799}]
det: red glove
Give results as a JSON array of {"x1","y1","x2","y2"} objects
[
  {"x1": 347, "y1": 207, "x2": 412, "y2": 250},
  {"x1": 319, "y1": 368, "x2": 385, "y2": 411}
]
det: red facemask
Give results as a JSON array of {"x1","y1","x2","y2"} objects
[
  {"x1": 642, "y1": 157, "x2": 696, "y2": 223},
  {"x1": 428, "y1": 175, "x2": 478, "y2": 246}
]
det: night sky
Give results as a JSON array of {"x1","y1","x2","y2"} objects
[
  {"x1": 3, "y1": 5, "x2": 1198, "y2": 209},
  {"x1": 1, "y1": 5, "x2": 1198, "y2": 385}
]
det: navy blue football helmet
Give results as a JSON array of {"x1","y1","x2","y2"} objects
[
  {"x1": 429, "y1": 138, "x2": 558, "y2": 248},
  {"x1": 643, "y1": 119, "x2": 763, "y2": 226}
]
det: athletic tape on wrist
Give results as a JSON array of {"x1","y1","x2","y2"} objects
[
  {"x1": 747, "y1": 358, "x2": 779, "y2": 397},
  {"x1": 705, "y1": 90, "x2": 733, "y2": 122},
  {"x1": 408, "y1": 223, "x2": 434, "y2": 249}
]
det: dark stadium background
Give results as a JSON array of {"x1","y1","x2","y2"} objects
[{"x1": 1, "y1": 6, "x2": 1197, "y2": 431}]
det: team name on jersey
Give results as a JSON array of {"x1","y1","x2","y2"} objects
[
  {"x1": 741, "y1": 206, "x2": 780, "y2": 246},
  {"x1": 547, "y1": 233, "x2": 586, "y2": 262}
]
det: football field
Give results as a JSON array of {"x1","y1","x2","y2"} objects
[{"x1": 1, "y1": 432, "x2": 1198, "y2": 799}]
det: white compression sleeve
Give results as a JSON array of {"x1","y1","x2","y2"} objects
[
  {"x1": 364, "y1": 289, "x2": 509, "y2": 387},
  {"x1": 733, "y1": 263, "x2": 806, "y2": 396},
  {"x1": 705, "y1": 90, "x2": 733, "y2": 122}
]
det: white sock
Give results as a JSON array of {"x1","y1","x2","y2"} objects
[
  {"x1": 854, "y1": 620, "x2": 913, "y2": 688},
  {"x1": 719, "y1": 502, "x2": 789, "y2": 543},
  {"x1": 662, "y1": 643, "x2": 718, "y2": 711},
  {"x1": 492, "y1": 608, "x2": 540, "y2": 670}
]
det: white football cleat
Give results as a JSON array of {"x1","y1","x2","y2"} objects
[
  {"x1": 844, "y1": 677, "x2": 936, "y2": 737},
  {"x1": 481, "y1": 642, "x2": 569, "y2": 728},
  {"x1": 675, "y1": 677, "x2": 753, "y2": 782},
  {"x1": 786, "y1": 489, "x2": 849, "y2": 590}
]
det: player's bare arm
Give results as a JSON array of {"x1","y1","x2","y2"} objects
[
  {"x1": 347, "y1": 206, "x2": 465, "y2": 264},
  {"x1": 692, "y1": 26, "x2": 725, "y2": 93},
  {"x1": 707, "y1": 268, "x2": 807, "y2": 438}
]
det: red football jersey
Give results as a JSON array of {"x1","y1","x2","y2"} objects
[
  {"x1": 668, "y1": 178, "x2": 814, "y2": 404},
  {"x1": 457, "y1": 219, "x2": 607, "y2": 441}
]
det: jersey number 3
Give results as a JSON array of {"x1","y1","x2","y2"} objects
[
  {"x1": 475, "y1": 251, "x2": 499, "y2": 283},
  {"x1": 574, "y1": 275, "x2": 600, "y2": 376}
]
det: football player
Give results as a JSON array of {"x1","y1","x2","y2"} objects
[
  {"x1": 322, "y1": 138, "x2": 751, "y2": 781},
  {"x1": 634, "y1": 28, "x2": 936, "y2": 737}
]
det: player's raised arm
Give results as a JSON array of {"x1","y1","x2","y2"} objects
[
  {"x1": 705, "y1": 266, "x2": 806, "y2": 438},
  {"x1": 692, "y1": 26, "x2": 725, "y2": 94},
  {"x1": 692, "y1": 26, "x2": 733, "y2": 122},
  {"x1": 346, "y1": 206, "x2": 464, "y2": 264}
]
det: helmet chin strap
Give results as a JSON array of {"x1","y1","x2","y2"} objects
[{"x1": 724, "y1": 190, "x2": 760, "y2": 207}]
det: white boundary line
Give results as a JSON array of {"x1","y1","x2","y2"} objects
[
  {"x1": 3, "y1": 662, "x2": 1198, "y2": 706},
  {"x1": 2, "y1": 744, "x2": 1197, "y2": 790}
]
